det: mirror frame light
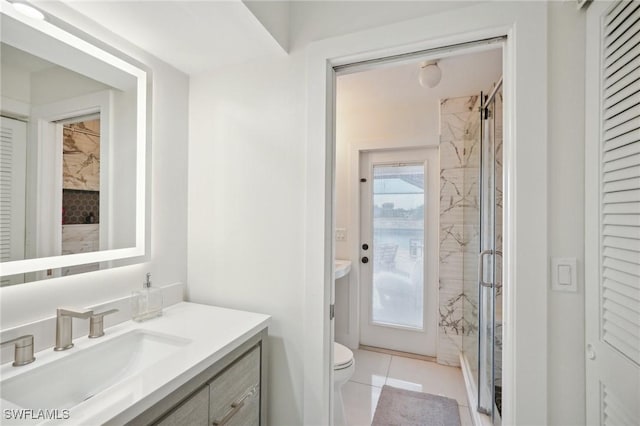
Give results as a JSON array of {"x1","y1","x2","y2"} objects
[{"x1": 0, "y1": 0, "x2": 147, "y2": 277}]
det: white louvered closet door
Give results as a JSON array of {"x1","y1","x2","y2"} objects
[
  {"x1": 0, "y1": 117, "x2": 27, "y2": 286},
  {"x1": 586, "y1": 1, "x2": 640, "y2": 425}
]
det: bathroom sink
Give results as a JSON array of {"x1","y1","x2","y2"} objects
[
  {"x1": 0, "y1": 330, "x2": 190, "y2": 410},
  {"x1": 335, "y1": 259, "x2": 352, "y2": 279}
]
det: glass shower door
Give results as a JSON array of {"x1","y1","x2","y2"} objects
[{"x1": 478, "y1": 83, "x2": 503, "y2": 423}]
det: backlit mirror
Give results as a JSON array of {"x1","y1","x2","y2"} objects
[{"x1": 0, "y1": 0, "x2": 147, "y2": 285}]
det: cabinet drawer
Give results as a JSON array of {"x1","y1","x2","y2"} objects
[
  {"x1": 209, "y1": 345, "x2": 260, "y2": 426},
  {"x1": 156, "y1": 386, "x2": 209, "y2": 426}
]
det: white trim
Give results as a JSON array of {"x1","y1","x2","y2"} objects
[
  {"x1": 305, "y1": 3, "x2": 548, "y2": 424},
  {"x1": 0, "y1": 2, "x2": 148, "y2": 278},
  {"x1": 584, "y1": 3, "x2": 602, "y2": 424}
]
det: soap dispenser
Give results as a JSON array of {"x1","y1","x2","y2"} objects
[{"x1": 132, "y1": 273, "x2": 163, "y2": 322}]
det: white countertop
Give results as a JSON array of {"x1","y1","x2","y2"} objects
[{"x1": 0, "y1": 302, "x2": 270, "y2": 425}]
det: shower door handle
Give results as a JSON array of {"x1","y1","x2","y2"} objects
[{"x1": 478, "y1": 250, "x2": 502, "y2": 288}]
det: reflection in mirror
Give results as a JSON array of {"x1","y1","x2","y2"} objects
[
  {"x1": 0, "y1": 1, "x2": 147, "y2": 286},
  {"x1": 61, "y1": 117, "x2": 101, "y2": 276}
]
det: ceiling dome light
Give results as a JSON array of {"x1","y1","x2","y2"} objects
[
  {"x1": 12, "y1": 2, "x2": 45, "y2": 20},
  {"x1": 419, "y1": 61, "x2": 441, "y2": 88}
]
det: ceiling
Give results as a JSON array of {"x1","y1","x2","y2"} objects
[
  {"x1": 61, "y1": 0, "x2": 287, "y2": 75},
  {"x1": 1, "y1": 42, "x2": 56, "y2": 73},
  {"x1": 337, "y1": 48, "x2": 503, "y2": 110},
  {"x1": 53, "y1": 1, "x2": 482, "y2": 76}
]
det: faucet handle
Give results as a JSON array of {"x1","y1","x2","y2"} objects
[
  {"x1": 88, "y1": 309, "x2": 119, "y2": 338},
  {"x1": 57, "y1": 308, "x2": 94, "y2": 319},
  {"x1": 1, "y1": 335, "x2": 36, "y2": 367}
]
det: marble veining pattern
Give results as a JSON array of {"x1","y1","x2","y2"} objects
[
  {"x1": 61, "y1": 224, "x2": 99, "y2": 276},
  {"x1": 63, "y1": 119, "x2": 100, "y2": 191},
  {"x1": 438, "y1": 95, "x2": 482, "y2": 366}
]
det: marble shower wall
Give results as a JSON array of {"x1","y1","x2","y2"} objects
[
  {"x1": 438, "y1": 95, "x2": 481, "y2": 366},
  {"x1": 63, "y1": 119, "x2": 100, "y2": 191}
]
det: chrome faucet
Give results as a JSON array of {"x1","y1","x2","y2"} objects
[
  {"x1": 1, "y1": 335, "x2": 36, "y2": 366},
  {"x1": 54, "y1": 308, "x2": 93, "y2": 351},
  {"x1": 88, "y1": 309, "x2": 119, "y2": 338}
]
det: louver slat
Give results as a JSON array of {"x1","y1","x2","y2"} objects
[
  {"x1": 603, "y1": 212, "x2": 640, "y2": 226},
  {"x1": 603, "y1": 264, "x2": 640, "y2": 288},
  {"x1": 603, "y1": 115, "x2": 640, "y2": 142},
  {"x1": 605, "y1": 30, "x2": 640, "y2": 74},
  {"x1": 605, "y1": 103, "x2": 640, "y2": 130},
  {"x1": 603, "y1": 152, "x2": 640, "y2": 172},
  {"x1": 603, "y1": 384, "x2": 639, "y2": 426},
  {"x1": 605, "y1": 5, "x2": 640, "y2": 59},
  {"x1": 603, "y1": 190, "x2": 640, "y2": 204},
  {"x1": 604, "y1": 54, "x2": 640, "y2": 94},
  {"x1": 604, "y1": 129, "x2": 640, "y2": 152},
  {"x1": 603, "y1": 277, "x2": 640, "y2": 302},
  {"x1": 606, "y1": 1, "x2": 634, "y2": 30},
  {"x1": 603, "y1": 164, "x2": 640, "y2": 183},
  {"x1": 604, "y1": 256, "x2": 640, "y2": 276},
  {"x1": 604, "y1": 235, "x2": 640, "y2": 252}
]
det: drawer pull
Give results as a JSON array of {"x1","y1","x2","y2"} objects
[{"x1": 212, "y1": 385, "x2": 258, "y2": 426}]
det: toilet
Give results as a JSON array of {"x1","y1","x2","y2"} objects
[{"x1": 333, "y1": 342, "x2": 355, "y2": 426}]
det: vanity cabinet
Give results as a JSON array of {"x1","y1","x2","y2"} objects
[
  {"x1": 157, "y1": 387, "x2": 209, "y2": 426},
  {"x1": 127, "y1": 328, "x2": 267, "y2": 426},
  {"x1": 209, "y1": 345, "x2": 260, "y2": 426}
]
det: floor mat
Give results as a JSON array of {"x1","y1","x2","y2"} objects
[{"x1": 372, "y1": 385, "x2": 461, "y2": 426}]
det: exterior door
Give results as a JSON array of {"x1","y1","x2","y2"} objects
[
  {"x1": 585, "y1": 1, "x2": 640, "y2": 425},
  {"x1": 359, "y1": 148, "x2": 438, "y2": 356}
]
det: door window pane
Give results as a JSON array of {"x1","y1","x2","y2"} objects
[{"x1": 372, "y1": 164, "x2": 425, "y2": 329}]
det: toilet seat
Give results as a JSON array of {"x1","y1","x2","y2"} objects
[{"x1": 334, "y1": 342, "x2": 354, "y2": 370}]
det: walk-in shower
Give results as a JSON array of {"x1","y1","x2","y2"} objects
[{"x1": 462, "y1": 79, "x2": 503, "y2": 425}]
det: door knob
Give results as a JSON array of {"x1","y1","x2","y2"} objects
[
  {"x1": 586, "y1": 344, "x2": 596, "y2": 360},
  {"x1": 361, "y1": 257, "x2": 369, "y2": 264}
]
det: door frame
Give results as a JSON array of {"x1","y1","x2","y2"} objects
[
  {"x1": 28, "y1": 91, "x2": 113, "y2": 277},
  {"x1": 358, "y1": 147, "x2": 439, "y2": 356},
  {"x1": 303, "y1": 3, "x2": 548, "y2": 425}
]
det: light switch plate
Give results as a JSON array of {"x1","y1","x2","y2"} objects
[
  {"x1": 335, "y1": 228, "x2": 347, "y2": 242},
  {"x1": 551, "y1": 257, "x2": 578, "y2": 292}
]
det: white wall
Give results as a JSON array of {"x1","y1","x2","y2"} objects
[
  {"x1": 188, "y1": 50, "x2": 307, "y2": 425},
  {"x1": 0, "y1": 3, "x2": 188, "y2": 331},
  {"x1": 289, "y1": 1, "x2": 476, "y2": 50},
  {"x1": 1, "y1": 64, "x2": 30, "y2": 104},
  {"x1": 30, "y1": 66, "x2": 110, "y2": 106},
  {"x1": 547, "y1": 2, "x2": 586, "y2": 425},
  {"x1": 189, "y1": 2, "x2": 587, "y2": 425}
]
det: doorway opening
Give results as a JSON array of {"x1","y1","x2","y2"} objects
[
  {"x1": 332, "y1": 41, "x2": 504, "y2": 425},
  {"x1": 60, "y1": 114, "x2": 102, "y2": 277}
]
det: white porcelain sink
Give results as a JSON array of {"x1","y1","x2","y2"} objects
[
  {"x1": 335, "y1": 259, "x2": 352, "y2": 279},
  {"x1": 0, "y1": 330, "x2": 190, "y2": 410}
]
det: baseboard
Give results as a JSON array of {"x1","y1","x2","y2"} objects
[{"x1": 359, "y1": 344, "x2": 436, "y2": 362}]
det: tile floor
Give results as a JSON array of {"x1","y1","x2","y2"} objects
[{"x1": 342, "y1": 348, "x2": 473, "y2": 426}]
